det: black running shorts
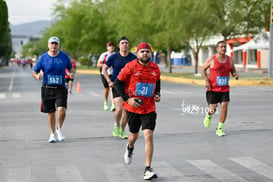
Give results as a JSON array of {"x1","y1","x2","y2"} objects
[
  {"x1": 206, "y1": 91, "x2": 230, "y2": 104},
  {"x1": 65, "y1": 78, "x2": 74, "y2": 83},
  {"x1": 126, "y1": 111, "x2": 157, "y2": 133},
  {"x1": 100, "y1": 74, "x2": 112, "y2": 88},
  {"x1": 112, "y1": 87, "x2": 121, "y2": 98},
  {"x1": 41, "y1": 86, "x2": 68, "y2": 113}
]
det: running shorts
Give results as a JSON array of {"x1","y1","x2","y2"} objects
[
  {"x1": 41, "y1": 85, "x2": 68, "y2": 113},
  {"x1": 126, "y1": 111, "x2": 157, "y2": 133},
  {"x1": 112, "y1": 87, "x2": 121, "y2": 98},
  {"x1": 100, "y1": 75, "x2": 112, "y2": 88},
  {"x1": 206, "y1": 91, "x2": 230, "y2": 104},
  {"x1": 65, "y1": 78, "x2": 74, "y2": 83}
]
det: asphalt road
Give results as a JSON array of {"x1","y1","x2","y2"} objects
[{"x1": 1, "y1": 65, "x2": 273, "y2": 182}]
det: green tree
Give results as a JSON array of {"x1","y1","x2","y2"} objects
[
  {"x1": 110, "y1": 0, "x2": 212, "y2": 74},
  {"x1": 147, "y1": 0, "x2": 212, "y2": 74},
  {"x1": 181, "y1": 0, "x2": 213, "y2": 74},
  {"x1": 109, "y1": 0, "x2": 156, "y2": 46},
  {"x1": 43, "y1": 0, "x2": 115, "y2": 60},
  {"x1": 0, "y1": 0, "x2": 12, "y2": 65},
  {"x1": 207, "y1": 0, "x2": 271, "y2": 40},
  {"x1": 110, "y1": 0, "x2": 190, "y2": 73},
  {"x1": 21, "y1": 39, "x2": 44, "y2": 58},
  {"x1": 149, "y1": 0, "x2": 186, "y2": 73},
  {"x1": 20, "y1": 0, "x2": 271, "y2": 73}
]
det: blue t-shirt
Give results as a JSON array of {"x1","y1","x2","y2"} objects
[
  {"x1": 105, "y1": 52, "x2": 136, "y2": 81},
  {"x1": 34, "y1": 51, "x2": 72, "y2": 87}
]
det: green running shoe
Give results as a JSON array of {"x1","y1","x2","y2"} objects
[
  {"x1": 216, "y1": 129, "x2": 226, "y2": 136},
  {"x1": 203, "y1": 114, "x2": 212, "y2": 128},
  {"x1": 104, "y1": 102, "x2": 109, "y2": 111},
  {"x1": 113, "y1": 125, "x2": 120, "y2": 137},
  {"x1": 110, "y1": 104, "x2": 116, "y2": 112},
  {"x1": 119, "y1": 130, "x2": 128, "y2": 139}
]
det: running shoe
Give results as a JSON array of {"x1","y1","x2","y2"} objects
[
  {"x1": 104, "y1": 102, "x2": 109, "y2": 111},
  {"x1": 203, "y1": 113, "x2": 212, "y2": 128},
  {"x1": 112, "y1": 125, "x2": 120, "y2": 137},
  {"x1": 216, "y1": 128, "x2": 226, "y2": 136},
  {"x1": 119, "y1": 130, "x2": 128, "y2": 139},
  {"x1": 48, "y1": 133, "x2": 56, "y2": 143},
  {"x1": 124, "y1": 143, "x2": 133, "y2": 164},
  {"x1": 144, "y1": 167, "x2": 158, "y2": 180},
  {"x1": 56, "y1": 128, "x2": 65, "y2": 141},
  {"x1": 110, "y1": 104, "x2": 116, "y2": 112}
]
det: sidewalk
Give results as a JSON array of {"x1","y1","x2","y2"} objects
[{"x1": 77, "y1": 64, "x2": 273, "y2": 86}]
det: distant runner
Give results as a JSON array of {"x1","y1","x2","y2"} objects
[{"x1": 201, "y1": 40, "x2": 239, "y2": 136}]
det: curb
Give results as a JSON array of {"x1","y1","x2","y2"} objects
[
  {"x1": 77, "y1": 69, "x2": 99, "y2": 75},
  {"x1": 161, "y1": 75, "x2": 273, "y2": 86},
  {"x1": 78, "y1": 69, "x2": 273, "y2": 86}
]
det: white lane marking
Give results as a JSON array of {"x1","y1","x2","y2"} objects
[
  {"x1": 8, "y1": 70, "x2": 16, "y2": 92},
  {"x1": 7, "y1": 167, "x2": 31, "y2": 182},
  {"x1": 188, "y1": 159, "x2": 248, "y2": 182},
  {"x1": 153, "y1": 161, "x2": 195, "y2": 182},
  {"x1": 0, "y1": 93, "x2": 5, "y2": 99},
  {"x1": 102, "y1": 163, "x2": 135, "y2": 182},
  {"x1": 162, "y1": 89, "x2": 176, "y2": 94},
  {"x1": 12, "y1": 93, "x2": 22, "y2": 98},
  {"x1": 55, "y1": 165, "x2": 85, "y2": 182},
  {"x1": 230, "y1": 157, "x2": 273, "y2": 180}
]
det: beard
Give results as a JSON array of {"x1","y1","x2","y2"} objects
[{"x1": 139, "y1": 56, "x2": 150, "y2": 64}]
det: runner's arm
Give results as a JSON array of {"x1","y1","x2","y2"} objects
[
  {"x1": 97, "y1": 59, "x2": 104, "y2": 69},
  {"x1": 230, "y1": 57, "x2": 239, "y2": 80},
  {"x1": 102, "y1": 64, "x2": 113, "y2": 87},
  {"x1": 114, "y1": 78, "x2": 129, "y2": 101},
  {"x1": 32, "y1": 71, "x2": 42, "y2": 81},
  {"x1": 201, "y1": 56, "x2": 212, "y2": 90},
  {"x1": 155, "y1": 79, "x2": 161, "y2": 102},
  {"x1": 114, "y1": 79, "x2": 141, "y2": 107},
  {"x1": 68, "y1": 68, "x2": 75, "y2": 79},
  {"x1": 155, "y1": 80, "x2": 161, "y2": 96}
]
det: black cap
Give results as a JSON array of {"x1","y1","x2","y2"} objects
[{"x1": 117, "y1": 36, "x2": 129, "y2": 44}]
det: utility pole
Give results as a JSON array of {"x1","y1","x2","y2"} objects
[{"x1": 269, "y1": 1, "x2": 273, "y2": 77}]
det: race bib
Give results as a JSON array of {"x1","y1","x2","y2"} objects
[
  {"x1": 216, "y1": 76, "x2": 228, "y2": 86},
  {"x1": 135, "y1": 82, "x2": 155, "y2": 97},
  {"x1": 47, "y1": 75, "x2": 62, "y2": 85}
]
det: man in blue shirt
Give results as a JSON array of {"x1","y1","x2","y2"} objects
[
  {"x1": 32, "y1": 36, "x2": 74, "y2": 143},
  {"x1": 102, "y1": 36, "x2": 136, "y2": 139}
]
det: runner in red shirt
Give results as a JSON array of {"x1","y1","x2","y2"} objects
[
  {"x1": 201, "y1": 40, "x2": 239, "y2": 136},
  {"x1": 65, "y1": 58, "x2": 77, "y2": 94},
  {"x1": 114, "y1": 43, "x2": 160, "y2": 180}
]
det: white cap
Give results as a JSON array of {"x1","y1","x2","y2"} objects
[{"x1": 48, "y1": 36, "x2": 60, "y2": 44}]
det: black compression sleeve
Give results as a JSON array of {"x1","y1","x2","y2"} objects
[
  {"x1": 114, "y1": 79, "x2": 129, "y2": 101},
  {"x1": 155, "y1": 79, "x2": 161, "y2": 96},
  {"x1": 155, "y1": 80, "x2": 161, "y2": 96}
]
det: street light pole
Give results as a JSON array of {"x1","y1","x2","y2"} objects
[{"x1": 268, "y1": 1, "x2": 273, "y2": 77}]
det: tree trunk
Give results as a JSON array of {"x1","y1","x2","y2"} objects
[
  {"x1": 167, "y1": 45, "x2": 172, "y2": 73},
  {"x1": 193, "y1": 47, "x2": 199, "y2": 74}
]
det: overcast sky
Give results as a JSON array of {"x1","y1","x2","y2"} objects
[{"x1": 6, "y1": 0, "x2": 57, "y2": 25}]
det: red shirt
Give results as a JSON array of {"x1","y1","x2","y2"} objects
[
  {"x1": 118, "y1": 59, "x2": 160, "y2": 114},
  {"x1": 208, "y1": 55, "x2": 231, "y2": 92},
  {"x1": 65, "y1": 60, "x2": 76, "y2": 79}
]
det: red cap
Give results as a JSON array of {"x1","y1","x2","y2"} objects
[
  {"x1": 106, "y1": 42, "x2": 114, "y2": 47},
  {"x1": 136, "y1": 43, "x2": 151, "y2": 52}
]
